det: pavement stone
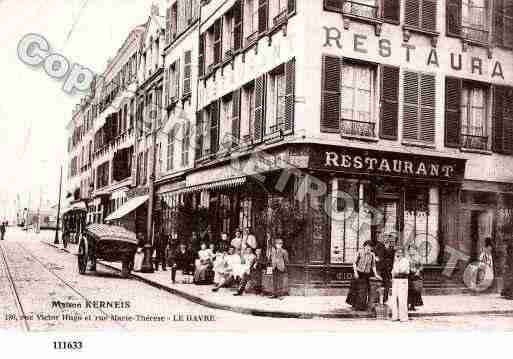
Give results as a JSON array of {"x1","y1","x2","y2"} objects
[{"x1": 40, "y1": 237, "x2": 513, "y2": 319}]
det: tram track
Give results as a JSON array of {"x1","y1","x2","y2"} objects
[
  {"x1": 0, "y1": 241, "x2": 128, "y2": 331},
  {"x1": 0, "y1": 242, "x2": 30, "y2": 331}
]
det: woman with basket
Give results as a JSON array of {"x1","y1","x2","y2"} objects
[{"x1": 407, "y1": 244, "x2": 424, "y2": 311}]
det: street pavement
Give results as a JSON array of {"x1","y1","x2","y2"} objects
[{"x1": 1, "y1": 227, "x2": 512, "y2": 332}]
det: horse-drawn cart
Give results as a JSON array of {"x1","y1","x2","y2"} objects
[{"x1": 78, "y1": 223, "x2": 138, "y2": 277}]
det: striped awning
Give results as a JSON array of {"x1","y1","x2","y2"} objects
[
  {"x1": 104, "y1": 195, "x2": 148, "y2": 222},
  {"x1": 168, "y1": 176, "x2": 247, "y2": 196}
]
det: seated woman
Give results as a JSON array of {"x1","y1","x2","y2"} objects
[
  {"x1": 193, "y1": 242, "x2": 214, "y2": 285},
  {"x1": 212, "y1": 247, "x2": 242, "y2": 292}
]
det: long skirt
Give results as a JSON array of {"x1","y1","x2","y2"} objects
[
  {"x1": 408, "y1": 274, "x2": 423, "y2": 307},
  {"x1": 346, "y1": 272, "x2": 371, "y2": 310},
  {"x1": 193, "y1": 264, "x2": 213, "y2": 284}
]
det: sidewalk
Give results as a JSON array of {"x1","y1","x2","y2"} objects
[{"x1": 41, "y1": 238, "x2": 513, "y2": 319}]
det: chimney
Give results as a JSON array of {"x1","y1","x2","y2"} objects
[{"x1": 151, "y1": 3, "x2": 159, "y2": 16}]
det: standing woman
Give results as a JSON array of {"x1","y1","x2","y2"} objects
[
  {"x1": 346, "y1": 241, "x2": 381, "y2": 310},
  {"x1": 390, "y1": 248, "x2": 410, "y2": 322},
  {"x1": 407, "y1": 244, "x2": 424, "y2": 311}
]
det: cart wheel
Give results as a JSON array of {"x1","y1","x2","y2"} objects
[
  {"x1": 77, "y1": 238, "x2": 87, "y2": 274},
  {"x1": 121, "y1": 260, "x2": 131, "y2": 278}
]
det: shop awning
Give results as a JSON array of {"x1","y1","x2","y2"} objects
[
  {"x1": 62, "y1": 201, "x2": 87, "y2": 215},
  {"x1": 104, "y1": 195, "x2": 148, "y2": 222},
  {"x1": 172, "y1": 176, "x2": 247, "y2": 196}
]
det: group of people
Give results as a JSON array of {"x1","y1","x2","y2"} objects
[
  {"x1": 145, "y1": 227, "x2": 290, "y2": 299},
  {"x1": 346, "y1": 237, "x2": 424, "y2": 322}
]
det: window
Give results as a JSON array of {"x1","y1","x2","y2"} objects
[
  {"x1": 267, "y1": 67, "x2": 286, "y2": 134},
  {"x1": 494, "y1": 1, "x2": 513, "y2": 48},
  {"x1": 404, "y1": 0, "x2": 437, "y2": 31},
  {"x1": 96, "y1": 162, "x2": 109, "y2": 189},
  {"x1": 223, "y1": 10, "x2": 235, "y2": 57},
  {"x1": 343, "y1": 0, "x2": 378, "y2": 18},
  {"x1": 341, "y1": 63, "x2": 375, "y2": 137},
  {"x1": 462, "y1": 0, "x2": 488, "y2": 42},
  {"x1": 245, "y1": 0, "x2": 259, "y2": 44},
  {"x1": 129, "y1": 99, "x2": 134, "y2": 129},
  {"x1": 221, "y1": 95, "x2": 233, "y2": 147},
  {"x1": 169, "y1": 59, "x2": 180, "y2": 102},
  {"x1": 167, "y1": 128, "x2": 175, "y2": 171},
  {"x1": 270, "y1": 0, "x2": 288, "y2": 24},
  {"x1": 403, "y1": 71, "x2": 436, "y2": 143},
  {"x1": 492, "y1": 85, "x2": 513, "y2": 154},
  {"x1": 241, "y1": 82, "x2": 255, "y2": 143},
  {"x1": 460, "y1": 84, "x2": 488, "y2": 149}
]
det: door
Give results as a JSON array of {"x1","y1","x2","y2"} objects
[{"x1": 375, "y1": 197, "x2": 400, "y2": 245}]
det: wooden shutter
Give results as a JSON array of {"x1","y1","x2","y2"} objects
[
  {"x1": 175, "y1": 59, "x2": 180, "y2": 100},
  {"x1": 320, "y1": 55, "x2": 341, "y2": 133},
  {"x1": 183, "y1": 50, "x2": 192, "y2": 95},
  {"x1": 494, "y1": 0, "x2": 513, "y2": 48},
  {"x1": 494, "y1": 85, "x2": 513, "y2": 154},
  {"x1": 254, "y1": 75, "x2": 266, "y2": 143},
  {"x1": 232, "y1": 89, "x2": 241, "y2": 146},
  {"x1": 420, "y1": 73, "x2": 436, "y2": 142},
  {"x1": 504, "y1": 87, "x2": 513, "y2": 154},
  {"x1": 182, "y1": 121, "x2": 190, "y2": 166},
  {"x1": 405, "y1": 0, "x2": 420, "y2": 27},
  {"x1": 214, "y1": 19, "x2": 222, "y2": 64},
  {"x1": 233, "y1": 0, "x2": 243, "y2": 51},
  {"x1": 258, "y1": 0, "x2": 269, "y2": 33},
  {"x1": 380, "y1": 65, "x2": 399, "y2": 140},
  {"x1": 195, "y1": 111, "x2": 203, "y2": 160},
  {"x1": 284, "y1": 58, "x2": 296, "y2": 132},
  {"x1": 288, "y1": 0, "x2": 296, "y2": 15},
  {"x1": 445, "y1": 77, "x2": 462, "y2": 147},
  {"x1": 383, "y1": 0, "x2": 400, "y2": 22},
  {"x1": 446, "y1": 0, "x2": 461, "y2": 36},
  {"x1": 324, "y1": 0, "x2": 343, "y2": 12},
  {"x1": 166, "y1": 6, "x2": 171, "y2": 44},
  {"x1": 199, "y1": 33, "x2": 205, "y2": 76},
  {"x1": 403, "y1": 71, "x2": 420, "y2": 141},
  {"x1": 210, "y1": 101, "x2": 220, "y2": 154},
  {"x1": 167, "y1": 129, "x2": 175, "y2": 171},
  {"x1": 422, "y1": 0, "x2": 437, "y2": 30},
  {"x1": 164, "y1": 67, "x2": 170, "y2": 107}
]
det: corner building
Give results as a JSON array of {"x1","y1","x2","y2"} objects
[{"x1": 155, "y1": 0, "x2": 513, "y2": 295}]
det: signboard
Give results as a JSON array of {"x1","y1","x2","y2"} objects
[{"x1": 310, "y1": 145, "x2": 466, "y2": 181}]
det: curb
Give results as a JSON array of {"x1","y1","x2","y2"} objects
[{"x1": 41, "y1": 241, "x2": 513, "y2": 320}]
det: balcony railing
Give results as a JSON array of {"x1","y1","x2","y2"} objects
[
  {"x1": 462, "y1": 24, "x2": 489, "y2": 43},
  {"x1": 461, "y1": 133, "x2": 488, "y2": 150},
  {"x1": 343, "y1": 1, "x2": 378, "y2": 19},
  {"x1": 245, "y1": 31, "x2": 259, "y2": 46},
  {"x1": 340, "y1": 119, "x2": 375, "y2": 138},
  {"x1": 273, "y1": 9, "x2": 288, "y2": 27}
]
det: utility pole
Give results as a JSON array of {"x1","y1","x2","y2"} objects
[{"x1": 54, "y1": 166, "x2": 63, "y2": 244}]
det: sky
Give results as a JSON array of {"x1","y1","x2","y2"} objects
[{"x1": 0, "y1": 0, "x2": 163, "y2": 220}]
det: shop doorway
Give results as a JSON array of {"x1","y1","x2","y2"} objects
[
  {"x1": 470, "y1": 210, "x2": 493, "y2": 261},
  {"x1": 375, "y1": 197, "x2": 400, "y2": 244}
]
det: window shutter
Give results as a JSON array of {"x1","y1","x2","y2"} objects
[
  {"x1": 254, "y1": 75, "x2": 266, "y2": 143},
  {"x1": 383, "y1": 0, "x2": 400, "y2": 22},
  {"x1": 403, "y1": 71, "x2": 420, "y2": 141},
  {"x1": 420, "y1": 73, "x2": 435, "y2": 142},
  {"x1": 287, "y1": 0, "x2": 296, "y2": 15},
  {"x1": 164, "y1": 67, "x2": 170, "y2": 107},
  {"x1": 183, "y1": 121, "x2": 190, "y2": 166},
  {"x1": 494, "y1": 0, "x2": 505, "y2": 46},
  {"x1": 445, "y1": 77, "x2": 462, "y2": 148},
  {"x1": 166, "y1": 7, "x2": 171, "y2": 44},
  {"x1": 379, "y1": 65, "x2": 399, "y2": 140},
  {"x1": 175, "y1": 59, "x2": 180, "y2": 99},
  {"x1": 184, "y1": 50, "x2": 192, "y2": 95},
  {"x1": 504, "y1": 88, "x2": 513, "y2": 154},
  {"x1": 214, "y1": 19, "x2": 223, "y2": 64},
  {"x1": 446, "y1": 0, "x2": 461, "y2": 36},
  {"x1": 258, "y1": 0, "x2": 269, "y2": 33},
  {"x1": 422, "y1": 0, "x2": 437, "y2": 31},
  {"x1": 232, "y1": 89, "x2": 241, "y2": 146},
  {"x1": 405, "y1": 0, "x2": 420, "y2": 27},
  {"x1": 493, "y1": 85, "x2": 505, "y2": 152},
  {"x1": 199, "y1": 33, "x2": 205, "y2": 76},
  {"x1": 321, "y1": 55, "x2": 341, "y2": 133},
  {"x1": 195, "y1": 112, "x2": 203, "y2": 160},
  {"x1": 167, "y1": 129, "x2": 175, "y2": 171},
  {"x1": 324, "y1": 0, "x2": 343, "y2": 12},
  {"x1": 284, "y1": 58, "x2": 296, "y2": 132},
  {"x1": 210, "y1": 100, "x2": 220, "y2": 154},
  {"x1": 233, "y1": 0, "x2": 243, "y2": 51}
]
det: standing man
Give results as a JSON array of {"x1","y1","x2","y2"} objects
[
  {"x1": 390, "y1": 248, "x2": 410, "y2": 322},
  {"x1": 269, "y1": 238, "x2": 289, "y2": 299},
  {"x1": 0, "y1": 221, "x2": 5, "y2": 240},
  {"x1": 242, "y1": 226, "x2": 257, "y2": 251},
  {"x1": 380, "y1": 236, "x2": 396, "y2": 303},
  {"x1": 154, "y1": 233, "x2": 168, "y2": 271},
  {"x1": 170, "y1": 243, "x2": 193, "y2": 283}
]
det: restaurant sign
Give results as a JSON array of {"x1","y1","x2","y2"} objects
[{"x1": 311, "y1": 146, "x2": 465, "y2": 181}]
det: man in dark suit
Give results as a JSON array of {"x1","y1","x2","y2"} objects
[
  {"x1": 269, "y1": 238, "x2": 289, "y2": 299},
  {"x1": 170, "y1": 243, "x2": 193, "y2": 283},
  {"x1": 154, "y1": 233, "x2": 168, "y2": 271}
]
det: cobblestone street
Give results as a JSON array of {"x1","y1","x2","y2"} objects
[{"x1": 0, "y1": 227, "x2": 511, "y2": 332}]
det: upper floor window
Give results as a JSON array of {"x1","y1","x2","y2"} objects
[
  {"x1": 182, "y1": 121, "x2": 191, "y2": 166},
  {"x1": 404, "y1": 0, "x2": 437, "y2": 32},
  {"x1": 244, "y1": 0, "x2": 260, "y2": 45},
  {"x1": 324, "y1": 0, "x2": 400, "y2": 23},
  {"x1": 403, "y1": 71, "x2": 436, "y2": 144},
  {"x1": 267, "y1": 67, "x2": 286, "y2": 134},
  {"x1": 167, "y1": 128, "x2": 175, "y2": 171},
  {"x1": 494, "y1": 1, "x2": 513, "y2": 48},
  {"x1": 241, "y1": 82, "x2": 256, "y2": 143},
  {"x1": 447, "y1": 0, "x2": 490, "y2": 43}
]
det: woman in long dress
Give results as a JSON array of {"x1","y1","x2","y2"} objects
[
  {"x1": 193, "y1": 242, "x2": 214, "y2": 284},
  {"x1": 346, "y1": 241, "x2": 381, "y2": 310},
  {"x1": 407, "y1": 244, "x2": 423, "y2": 311}
]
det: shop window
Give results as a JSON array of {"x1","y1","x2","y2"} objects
[
  {"x1": 461, "y1": 84, "x2": 488, "y2": 150},
  {"x1": 330, "y1": 179, "x2": 372, "y2": 264},
  {"x1": 341, "y1": 62, "x2": 376, "y2": 138},
  {"x1": 403, "y1": 187, "x2": 439, "y2": 265}
]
